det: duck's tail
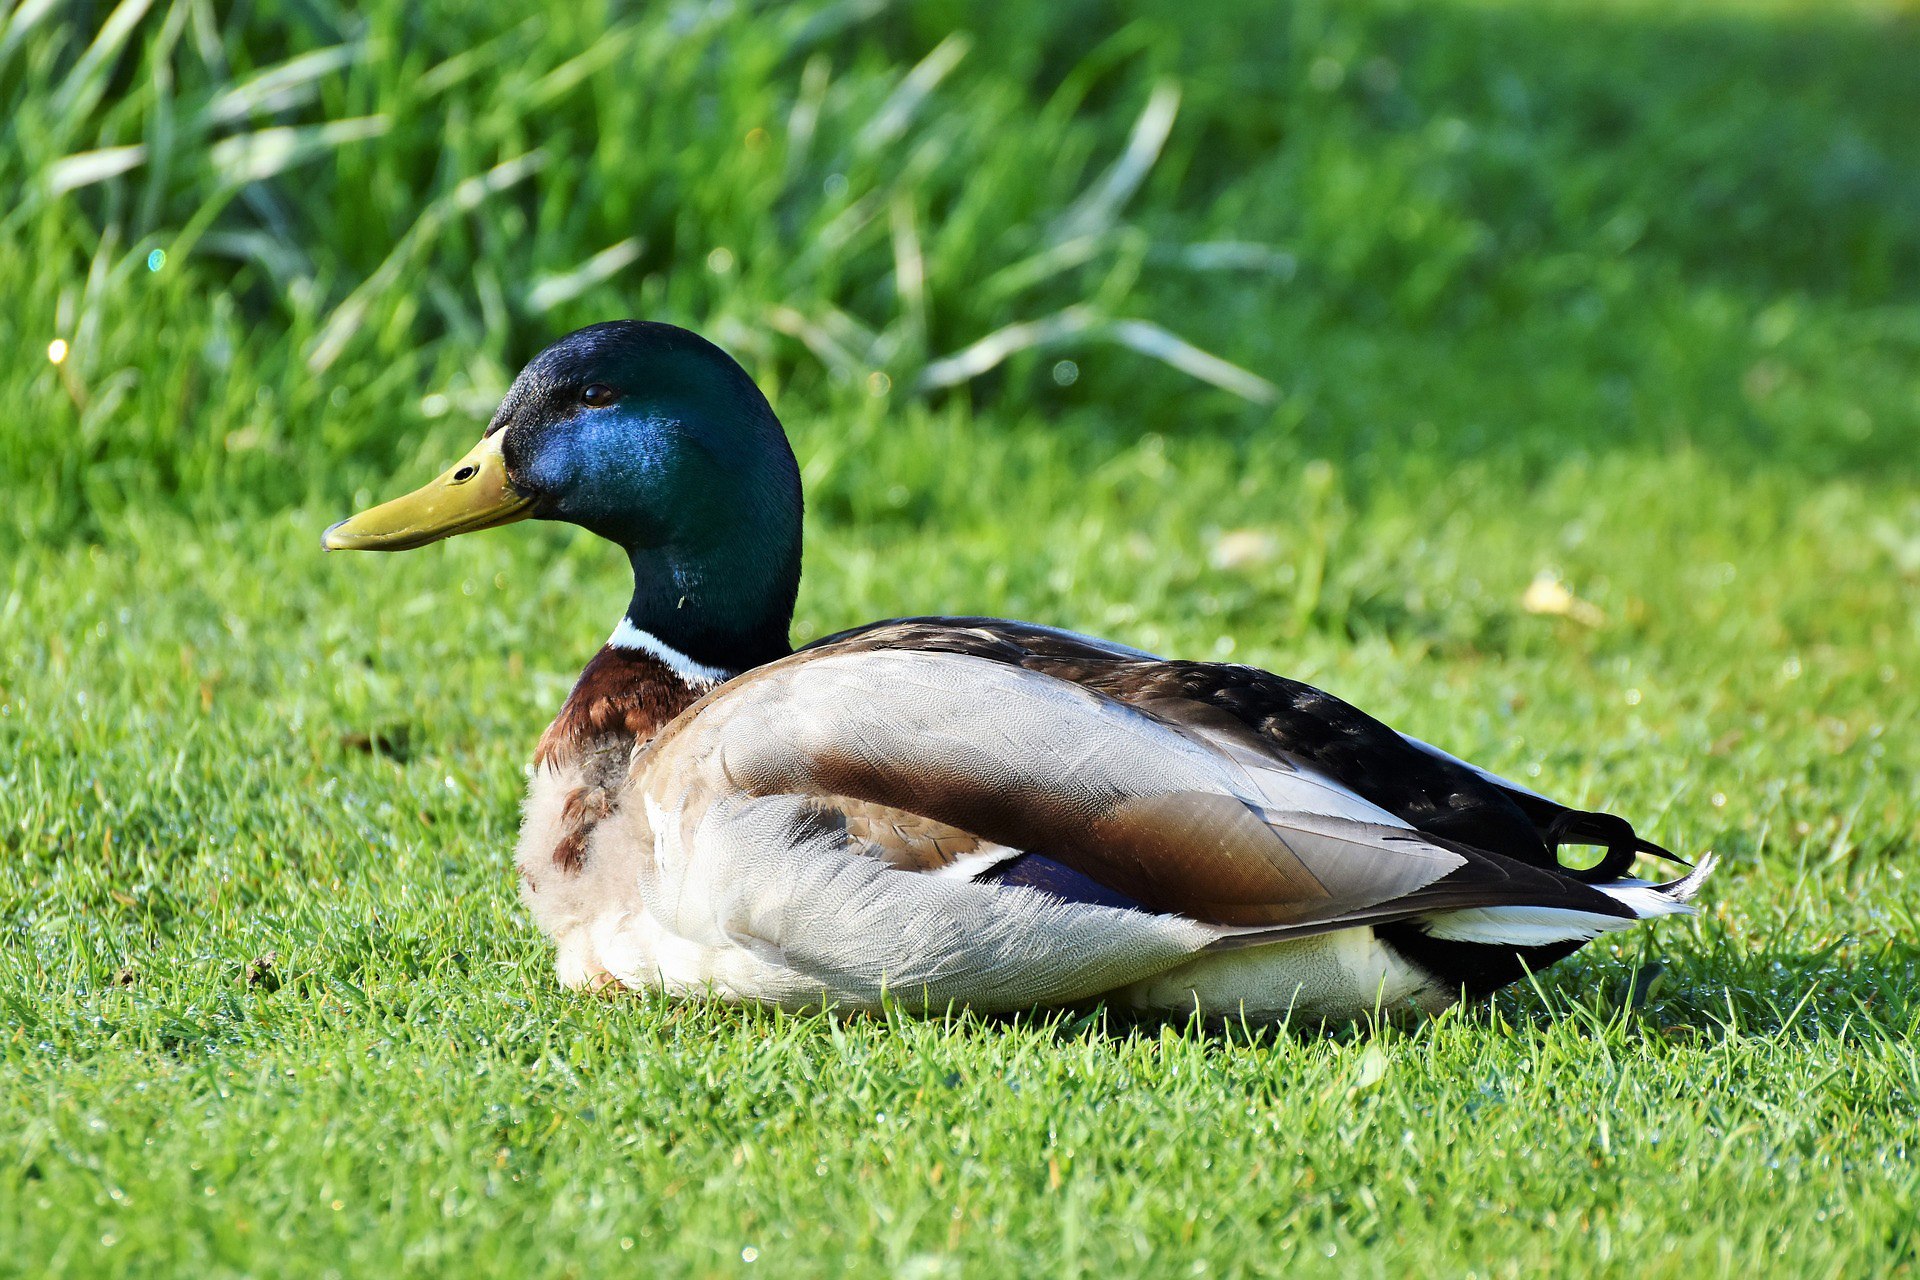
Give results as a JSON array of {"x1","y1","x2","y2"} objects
[{"x1": 1417, "y1": 853, "x2": 1717, "y2": 947}]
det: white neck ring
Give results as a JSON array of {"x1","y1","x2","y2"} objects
[{"x1": 607, "y1": 618, "x2": 733, "y2": 687}]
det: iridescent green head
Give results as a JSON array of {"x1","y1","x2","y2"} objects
[{"x1": 325, "y1": 321, "x2": 803, "y2": 673}]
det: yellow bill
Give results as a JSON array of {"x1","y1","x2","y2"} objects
[{"x1": 322, "y1": 432, "x2": 536, "y2": 552}]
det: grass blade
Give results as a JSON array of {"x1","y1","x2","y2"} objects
[
  {"x1": 208, "y1": 117, "x2": 389, "y2": 186},
  {"x1": 1052, "y1": 79, "x2": 1179, "y2": 242},
  {"x1": 525, "y1": 239, "x2": 644, "y2": 314},
  {"x1": 1106, "y1": 318, "x2": 1277, "y2": 403},
  {"x1": 46, "y1": 144, "x2": 148, "y2": 194}
]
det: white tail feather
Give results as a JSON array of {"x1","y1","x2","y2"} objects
[
  {"x1": 1596, "y1": 852, "x2": 1717, "y2": 915},
  {"x1": 1417, "y1": 853, "x2": 1716, "y2": 947}
]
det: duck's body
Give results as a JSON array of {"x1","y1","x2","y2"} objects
[
  {"x1": 327, "y1": 320, "x2": 1709, "y2": 1023},
  {"x1": 513, "y1": 612, "x2": 1705, "y2": 1020}
]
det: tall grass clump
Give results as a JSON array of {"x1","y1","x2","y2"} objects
[
  {"x1": 8, "y1": 0, "x2": 1917, "y2": 547},
  {"x1": 2, "y1": 0, "x2": 1293, "y2": 540}
]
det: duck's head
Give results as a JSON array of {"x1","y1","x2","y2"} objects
[{"x1": 324, "y1": 320, "x2": 803, "y2": 674}]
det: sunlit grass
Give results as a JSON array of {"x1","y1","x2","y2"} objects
[{"x1": 3, "y1": 0, "x2": 1918, "y2": 1275}]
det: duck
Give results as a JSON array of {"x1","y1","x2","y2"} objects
[{"x1": 323, "y1": 320, "x2": 1712, "y2": 1022}]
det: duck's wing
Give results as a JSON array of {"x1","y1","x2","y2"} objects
[
  {"x1": 809, "y1": 617, "x2": 1683, "y2": 880},
  {"x1": 630, "y1": 635, "x2": 1640, "y2": 1008}
]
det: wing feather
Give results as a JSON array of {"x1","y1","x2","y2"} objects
[{"x1": 642, "y1": 649, "x2": 1471, "y2": 935}]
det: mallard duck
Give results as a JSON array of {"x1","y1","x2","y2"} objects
[{"x1": 324, "y1": 321, "x2": 1710, "y2": 1022}]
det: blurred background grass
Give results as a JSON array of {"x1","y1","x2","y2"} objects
[
  {"x1": 4, "y1": 0, "x2": 1920, "y2": 1275},
  {"x1": 8, "y1": 0, "x2": 1917, "y2": 537}
]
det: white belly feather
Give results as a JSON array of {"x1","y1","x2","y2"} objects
[
  {"x1": 1118, "y1": 929, "x2": 1454, "y2": 1022},
  {"x1": 518, "y1": 759, "x2": 1458, "y2": 1020}
]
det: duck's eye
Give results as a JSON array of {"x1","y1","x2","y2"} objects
[
  {"x1": 453, "y1": 465, "x2": 477, "y2": 482},
  {"x1": 581, "y1": 383, "x2": 618, "y2": 408}
]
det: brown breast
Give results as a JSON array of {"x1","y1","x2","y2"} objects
[
  {"x1": 534, "y1": 644, "x2": 716, "y2": 873},
  {"x1": 534, "y1": 644, "x2": 714, "y2": 769}
]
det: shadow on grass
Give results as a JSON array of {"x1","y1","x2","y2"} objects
[{"x1": 925, "y1": 934, "x2": 1920, "y2": 1051}]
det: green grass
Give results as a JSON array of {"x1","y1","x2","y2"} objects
[{"x1": 4, "y1": 0, "x2": 1920, "y2": 1274}]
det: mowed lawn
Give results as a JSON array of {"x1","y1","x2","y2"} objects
[{"x1": 3, "y1": 0, "x2": 1918, "y2": 1275}]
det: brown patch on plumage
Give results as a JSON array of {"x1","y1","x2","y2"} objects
[
  {"x1": 785, "y1": 737, "x2": 1444, "y2": 928},
  {"x1": 535, "y1": 644, "x2": 713, "y2": 769},
  {"x1": 810, "y1": 794, "x2": 1001, "y2": 873},
  {"x1": 551, "y1": 785, "x2": 613, "y2": 872},
  {"x1": 1087, "y1": 791, "x2": 1331, "y2": 922},
  {"x1": 534, "y1": 643, "x2": 718, "y2": 875}
]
